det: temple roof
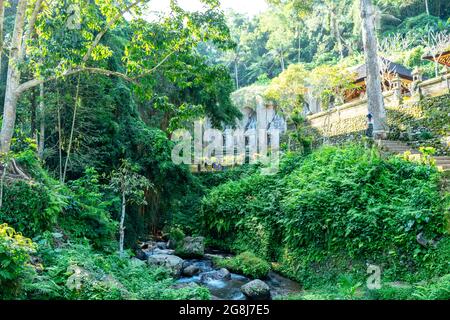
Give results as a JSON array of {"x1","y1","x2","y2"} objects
[
  {"x1": 349, "y1": 57, "x2": 413, "y2": 83},
  {"x1": 422, "y1": 50, "x2": 450, "y2": 67}
]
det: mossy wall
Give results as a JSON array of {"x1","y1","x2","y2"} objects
[
  {"x1": 388, "y1": 95, "x2": 450, "y2": 155},
  {"x1": 306, "y1": 93, "x2": 450, "y2": 155}
]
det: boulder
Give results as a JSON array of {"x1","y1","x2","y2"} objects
[
  {"x1": 100, "y1": 275, "x2": 132, "y2": 299},
  {"x1": 180, "y1": 236, "x2": 205, "y2": 257},
  {"x1": 147, "y1": 254, "x2": 184, "y2": 277},
  {"x1": 135, "y1": 249, "x2": 148, "y2": 260},
  {"x1": 168, "y1": 239, "x2": 178, "y2": 249},
  {"x1": 416, "y1": 232, "x2": 437, "y2": 248},
  {"x1": 200, "y1": 268, "x2": 231, "y2": 283},
  {"x1": 65, "y1": 265, "x2": 92, "y2": 291},
  {"x1": 182, "y1": 265, "x2": 201, "y2": 277},
  {"x1": 241, "y1": 280, "x2": 271, "y2": 300}
]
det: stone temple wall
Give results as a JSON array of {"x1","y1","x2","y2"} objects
[{"x1": 306, "y1": 72, "x2": 450, "y2": 146}]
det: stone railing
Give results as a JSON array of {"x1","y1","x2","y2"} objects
[
  {"x1": 416, "y1": 73, "x2": 450, "y2": 99},
  {"x1": 307, "y1": 70, "x2": 450, "y2": 141}
]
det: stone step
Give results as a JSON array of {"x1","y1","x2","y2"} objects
[
  {"x1": 380, "y1": 141, "x2": 450, "y2": 171},
  {"x1": 380, "y1": 140, "x2": 409, "y2": 145},
  {"x1": 387, "y1": 149, "x2": 420, "y2": 154},
  {"x1": 437, "y1": 163, "x2": 450, "y2": 167},
  {"x1": 382, "y1": 145, "x2": 410, "y2": 149},
  {"x1": 387, "y1": 148, "x2": 412, "y2": 151},
  {"x1": 382, "y1": 142, "x2": 409, "y2": 146}
]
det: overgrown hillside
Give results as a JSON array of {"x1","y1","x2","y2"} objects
[
  {"x1": 1, "y1": 0, "x2": 450, "y2": 302},
  {"x1": 0, "y1": 147, "x2": 210, "y2": 300},
  {"x1": 198, "y1": 144, "x2": 450, "y2": 298}
]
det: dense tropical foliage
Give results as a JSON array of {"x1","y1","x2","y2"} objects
[{"x1": 0, "y1": 0, "x2": 449, "y2": 301}]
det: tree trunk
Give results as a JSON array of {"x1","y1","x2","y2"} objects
[
  {"x1": 297, "y1": 25, "x2": 302, "y2": 63},
  {"x1": 0, "y1": 0, "x2": 28, "y2": 154},
  {"x1": 234, "y1": 56, "x2": 239, "y2": 90},
  {"x1": 425, "y1": 0, "x2": 430, "y2": 15},
  {"x1": 62, "y1": 75, "x2": 81, "y2": 183},
  {"x1": 0, "y1": 0, "x2": 5, "y2": 77},
  {"x1": 38, "y1": 83, "x2": 45, "y2": 160},
  {"x1": 119, "y1": 191, "x2": 126, "y2": 256},
  {"x1": 21, "y1": 0, "x2": 44, "y2": 57},
  {"x1": 30, "y1": 87, "x2": 37, "y2": 139},
  {"x1": 57, "y1": 87, "x2": 63, "y2": 182},
  {"x1": 331, "y1": 10, "x2": 344, "y2": 60},
  {"x1": 360, "y1": 0, "x2": 387, "y2": 139}
]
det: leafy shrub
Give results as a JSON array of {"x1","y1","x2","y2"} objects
[
  {"x1": 169, "y1": 226, "x2": 185, "y2": 244},
  {"x1": 197, "y1": 164, "x2": 260, "y2": 190},
  {"x1": 0, "y1": 224, "x2": 36, "y2": 298},
  {"x1": 412, "y1": 274, "x2": 450, "y2": 300},
  {"x1": 417, "y1": 237, "x2": 450, "y2": 280},
  {"x1": 0, "y1": 166, "x2": 116, "y2": 250},
  {"x1": 60, "y1": 168, "x2": 117, "y2": 250},
  {"x1": 0, "y1": 181, "x2": 62, "y2": 237},
  {"x1": 281, "y1": 146, "x2": 443, "y2": 261},
  {"x1": 200, "y1": 172, "x2": 282, "y2": 260},
  {"x1": 214, "y1": 252, "x2": 271, "y2": 279},
  {"x1": 200, "y1": 144, "x2": 448, "y2": 287},
  {"x1": 337, "y1": 274, "x2": 363, "y2": 300},
  {"x1": 26, "y1": 242, "x2": 210, "y2": 300},
  {"x1": 367, "y1": 274, "x2": 450, "y2": 300},
  {"x1": 367, "y1": 283, "x2": 415, "y2": 300}
]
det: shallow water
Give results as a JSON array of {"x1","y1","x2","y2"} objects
[{"x1": 176, "y1": 258, "x2": 301, "y2": 300}]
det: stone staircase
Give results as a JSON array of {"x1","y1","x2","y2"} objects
[{"x1": 378, "y1": 140, "x2": 450, "y2": 172}]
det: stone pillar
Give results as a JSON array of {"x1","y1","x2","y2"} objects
[
  {"x1": 443, "y1": 66, "x2": 450, "y2": 92},
  {"x1": 392, "y1": 73, "x2": 403, "y2": 106},
  {"x1": 412, "y1": 67, "x2": 423, "y2": 82},
  {"x1": 411, "y1": 67, "x2": 423, "y2": 101}
]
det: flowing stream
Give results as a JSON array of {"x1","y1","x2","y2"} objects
[{"x1": 176, "y1": 256, "x2": 302, "y2": 300}]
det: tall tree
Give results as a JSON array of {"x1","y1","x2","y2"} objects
[
  {"x1": 360, "y1": 0, "x2": 387, "y2": 139},
  {"x1": 109, "y1": 160, "x2": 151, "y2": 256},
  {"x1": 425, "y1": 0, "x2": 430, "y2": 15},
  {"x1": 0, "y1": 0, "x2": 5, "y2": 76},
  {"x1": 0, "y1": 0, "x2": 230, "y2": 156},
  {"x1": 1, "y1": 0, "x2": 28, "y2": 154},
  {"x1": 37, "y1": 83, "x2": 45, "y2": 160},
  {"x1": 325, "y1": 0, "x2": 345, "y2": 60},
  {"x1": 259, "y1": 8, "x2": 295, "y2": 71}
]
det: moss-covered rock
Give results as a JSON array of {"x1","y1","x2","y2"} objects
[
  {"x1": 214, "y1": 252, "x2": 271, "y2": 279},
  {"x1": 241, "y1": 279, "x2": 271, "y2": 300}
]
